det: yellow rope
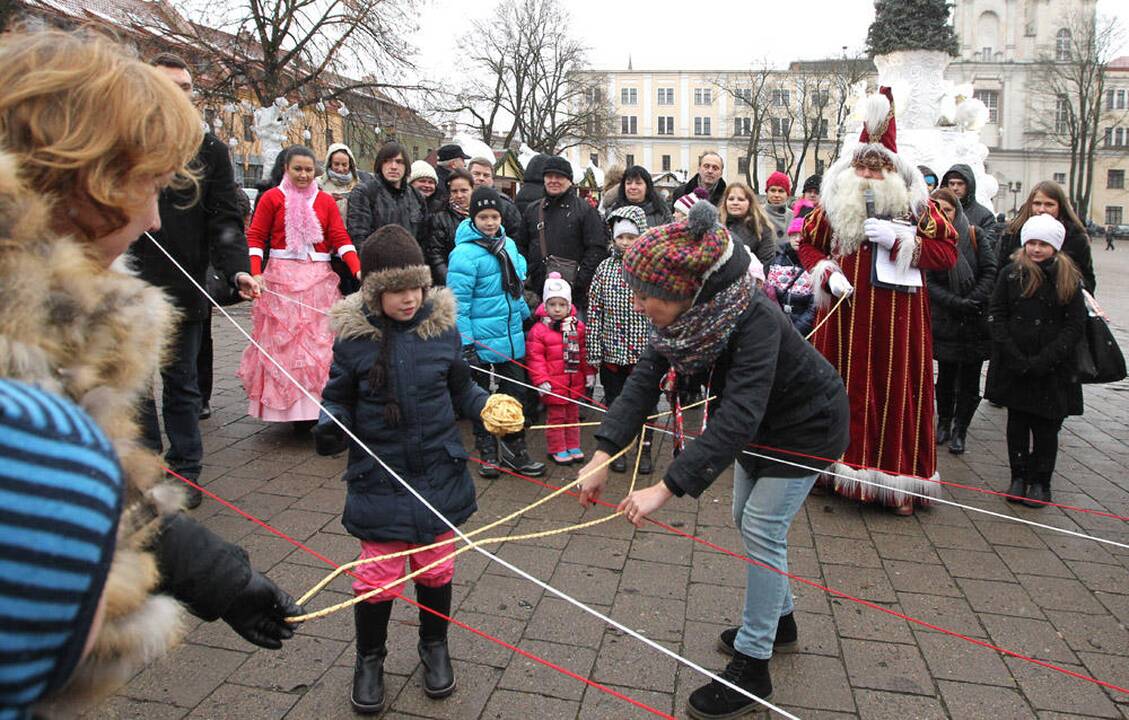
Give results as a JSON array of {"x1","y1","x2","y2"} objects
[
  {"x1": 805, "y1": 293, "x2": 850, "y2": 341},
  {"x1": 286, "y1": 435, "x2": 646, "y2": 623},
  {"x1": 529, "y1": 396, "x2": 716, "y2": 431}
]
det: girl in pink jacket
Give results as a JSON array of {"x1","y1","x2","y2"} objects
[{"x1": 526, "y1": 273, "x2": 596, "y2": 464}]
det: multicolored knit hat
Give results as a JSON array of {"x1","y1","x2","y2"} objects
[
  {"x1": 623, "y1": 201, "x2": 730, "y2": 301},
  {"x1": 0, "y1": 379, "x2": 123, "y2": 714}
]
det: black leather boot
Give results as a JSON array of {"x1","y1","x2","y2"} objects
[
  {"x1": 352, "y1": 601, "x2": 392, "y2": 714},
  {"x1": 638, "y1": 441, "x2": 654, "y2": 475},
  {"x1": 610, "y1": 454, "x2": 627, "y2": 473},
  {"x1": 948, "y1": 423, "x2": 967, "y2": 455},
  {"x1": 687, "y1": 650, "x2": 772, "y2": 719},
  {"x1": 499, "y1": 434, "x2": 546, "y2": 477},
  {"x1": 1006, "y1": 450, "x2": 1029, "y2": 504},
  {"x1": 1023, "y1": 472, "x2": 1052, "y2": 509},
  {"x1": 476, "y1": 435, "x2": 500, "y2": 479},
  {"x1": 718, "y1": 612, "x2": 798, "y2": 656},
  {"x1": 936, "y1": 416, "x2": 952, "y2": 445},
  {"x1": 416, "y1": 583, "x2": 455, "y2": 698}
]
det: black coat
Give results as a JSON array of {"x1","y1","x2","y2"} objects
[
  {"x1": 941, "y1": 164, "x2": 997, "y2": 248},
  {"x1": 346, "y1": 175, "x2": 428, "y2": 248},
  {"x1": 129, "y1": 134, "x2": 250, "y2": 321},
  {"x1": 520, "y1": 187, "x2": 609, "y2": 307},
  {"x1": 320, "y1": 288, "x2": 488, "y2": 544},
  {"x1": 999, "y1": 223, "x2": 1096, "y2": 295},
  {"x1": 424, "y1": 205, "x2": 467, "y2": 285},
  {"x1": 985, "y1": 259, "x2": 1086, "y2": 419},
  {"x1": 727, "y1": 219, "x2": 777, "y2": 267},
  {"x1": 595, "y1": 243, "x2": 850, "y2": 494},
  {"x1": 608, "y1": 196, "x2": 672, "y2": 230},
  {"x1": 926, "y1": 224, "x2": 998, "y2": 363},
  {"x1": 515, "y1": 154, "x2": 548, "y2": 217},
  {"x1": 499, "y1": 193, "x2": 526, "y2": 249},
  {"x1": 672, "y1": 174, "x2": 727, "y2": 208}
]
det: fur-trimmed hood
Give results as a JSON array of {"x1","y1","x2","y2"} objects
[
  {"x1": 329, "y1": 286, "x2": 458, "y2": 343},
  {"x1": 0, "y1": 150, "x2": 187, "y2": 711}
]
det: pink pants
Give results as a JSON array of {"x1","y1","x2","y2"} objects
[
  {"x1": 545, "y1": 404, "x2": 580, "y2": 454},
  {"x1": 352, "y1": 531, "x2": 456, "y2": 603}
]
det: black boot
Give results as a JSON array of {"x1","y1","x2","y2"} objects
[
  {"x1": 352, "y1": 601, "x2": 392, "y2": 714},
  {"x1": 1006, "y1": 450, "x2": 1029, "y2": 504},
  {"x1": 1022, "y1": 472, "x2": 1052, "y2": 509},
  {"x1": 936, "y1": 416, "x2": 952, "y2": 445},
  {"x1": 610, "y1": 454, "x2": 627, "y2": 473},
  {"x1": 476, "y1": 435, "x2": 500, "y2": 479},
  {"x1": 637, "y1": 441, "x2": 653, "y2": 475},
  {"x1": 499, "y1": 434, "x2": 546, "y2": 477},
  {"x1": 687, "y1": 650, "x2": 772, "y2": 719},
  {"x1": 948, "y1": 423, "x2": 967, "y2": 455},
  {"x1": 416, "y1": 583, "x2": 456, "y2": 698},
  {"x1": 718, "y1": 613, "x2": 798, "y2": 656}
]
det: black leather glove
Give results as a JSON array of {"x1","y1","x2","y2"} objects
[
  {"x1": 960, "y1": 297, "x2": 985, "y2": 315},
  {"x1": 220, "y1": 570, "x2": 305, "y2": 649},
  {"x1": 462, "y1": 344, "x2": 481, "y2": 366},
  {"x1": 312, "y1": 419, "x2": 347, "y2": 456}
]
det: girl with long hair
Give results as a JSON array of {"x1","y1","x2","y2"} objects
[
  {"x1": 719, "y1": 182, "x2": 777, "y2": 266},
  {"x1": 999, "y1": 180, "x2": 1096, "y2": 293}
]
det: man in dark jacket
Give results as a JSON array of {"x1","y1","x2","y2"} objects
[
  {"x1": 520, "y1": 156, "x2": 608, "y2": 309},
  {"x1": 347, "y1": 141, "x2": 428, "y2": 248},
  {"x1": 515, "y1": 153, "x2": 548, "y2": 217},
  {"x1": 131, "y1": 54, "x2": 258, "y2": 509},
  {"x1": 671, "y1": 150, "x2": 727, "y2": 207},
  {"x1": 942, "y1": 164, "x2": 997, "y2": 246},
  {"x1": 468, "y1": 156, "x2": 525, "y2": 248}
]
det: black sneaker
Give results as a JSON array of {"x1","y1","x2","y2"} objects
[
  {"x1": 610, "y1": 455, "x2": 627, "y2": 473},
  {"x1": 198, "y1": 404, "x2": 212, "y2": 420},
  {"x1": 185, "y1": 484, "x2": 203, "y2": 510},
  {"x1": 499, "y1": 437, "x2": 546, "y2": 477},
  {"x1": 718, "y1": 613, "x2": 798, "y2": 656},
  {"x1": 637, "y1": 444, "x2": 653, "y2": 475},
  {"x1": 687, "y1": 651, "x2": 771, "y2": 719}
]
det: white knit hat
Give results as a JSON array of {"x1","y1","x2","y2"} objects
[
  {"x1": 408, "y1": 160, "x2": 438, "y2": 185},
  {"x1": 542, "y1": 271, "x2": 572, "y2": 305},
  {"x1": 1020, "y1": 214, "x2": 1066, "y2": 252}
]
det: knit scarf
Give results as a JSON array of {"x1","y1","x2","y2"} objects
[
  {"x1": 545, "y1": 314, "x2": 581, "y2": 373},
  {"x1": 650, "y1": 272, "x2": 753, "y2": 375},
  {"x1": 280, "y1": 175, "x2": 322, "y2": 259},
  {"x1": 449, "y1": 202, "x2": 469, "y2": 218},
  {"x1": 473, "y1": 235, "x2": 523, "y2": 299}
]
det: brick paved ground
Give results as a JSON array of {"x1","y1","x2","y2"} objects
[{"x1": 86, "y1": 246, "x2": 1129, "y2": 719}]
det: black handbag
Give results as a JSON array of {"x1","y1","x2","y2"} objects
[{"x1": 1073, "y1": 293, "x2": 1126, "y2": 385}]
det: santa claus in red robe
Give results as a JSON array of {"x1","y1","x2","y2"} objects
[{"x1": 799, "y1": 87, "x2": 958, "y2": 515}]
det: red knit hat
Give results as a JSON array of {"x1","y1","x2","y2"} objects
[{"x1": 765, "y1": 171, "x2": 792, "y2": 194}]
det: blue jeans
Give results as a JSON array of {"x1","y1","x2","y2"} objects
[{"x1": 731, "y1": 463, "x2": 817, "y2": 660}]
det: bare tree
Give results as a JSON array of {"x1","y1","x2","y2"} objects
[
  {"x1": 438, "y1": 0, "x2": 614, "y2": 154},
  {"x1": 714, "y1": 62, "x2": 774, "y2": 191},
  {"x1": 780, "y1": 72, "x2": 836, "y2": 188},
  {"x1": 1029, "y1": 11, "x2": 1125, "y2": 222}
]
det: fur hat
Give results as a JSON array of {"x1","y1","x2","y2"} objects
[
  {"x1": 766, "y1": 172, "x2": 792, "y2": 194},
  {"x1": 542, "y1": 156, "x2": 573, "y2": 180},
  {"x1": 674, "y1": 186, "x2": 709, "y2": 216},
  {"x1": 408, "y1": 160, "x2": 438, "y2": 185},
  {"x1": 1021, "y1": 214, "x2": 1066, "y2": 252},
  {"x1": 360, "y1": 225, "x2": 431, "y2": 295},
  {"x1": 542, "y1": 271, "x2": 572, "y2": 305},
  {"x1": 0, "y1": 379, "x2": 123, "y2": 713},
  {"x1": 470, "y1": 185, "x2": 504, "y2": 221},
  {"x1": 623, "y1": 201, "x2": 730, "y2": 301},
  {"x1": 802, "y1": 174, "x2": 822, "y2": 194}
]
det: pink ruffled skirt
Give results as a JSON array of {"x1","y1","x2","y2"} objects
[{"x1": 239, "y1": 258, "x2": 341, "y2": 422}]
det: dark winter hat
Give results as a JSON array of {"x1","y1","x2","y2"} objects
[
  {"x1": 766, "y1": 171, "x2": 792, "y2": 194},
  {"x1": 802, "y1": 174, "x2": 822, "y2": 194},
  {"x1": 470, "y1": 185, "x2": 504, "y2": 221},
  {"x1": 437, "y1": 143, "x2": 470, "y2": 162},
  {"x1": 623, "y1": 201, "x2": 730, "y2": 301},
  {"x1": 0, "y1": 379, "x2": 124, "y2": 712},
  {"x1": 541, "y1": 156, "x2": 573, "y2": 180},
  {"x1": 360, "y1": 224, "x2": 431, "y2": 296}
]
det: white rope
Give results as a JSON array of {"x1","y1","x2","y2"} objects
[{"x1": 145, "y1": 234, "x2": 800, "y2": 720}]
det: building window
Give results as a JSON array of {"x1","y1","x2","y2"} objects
[
  {"x1": 1056, "y1": 29, "x2": 1072, "y2": 61},
  {"x1": 770, "y1": 88, "x2": 790, "y2": 107},
  {"x1": 694, "y1": 88, "x2": 712, "y2": 105},
  {"x1": 694, "y1": 117, "x2": 712, "y2": 136},
  {"x1": 734, "y1": 117, "x2": 752, "y2": 136},
  {"x1": 412, "y1": 145, "x2": 420, "y2": 160},
  {"x1": 811, "y1": 118, "x2": 829, "y2": 138},
  {"x1": 243, "y1": 115, "x2": 255, "y2": 142},
  {"x1": 657, "y1": 87, "x2": 674, "y2": 105},
  {"x1": 776, "y1": 158, "x2": 787, "y2": 172},
  {"x1": 1107, "y1": 89, "x2": 1128, "y2": 110},
  {"x1": 620, "y1": 87, "x2": 638, "y2": 105},
  {"x1": 620, "y1": 116, "x2": 638, "y2": 135},
  {"x1": 1110, "y1": 169, "x2": 1126, "y2": 190},
  {"x1": 584, "y1": 87, "x2": 604, "y2": 105},
  {"x1": 981, "y1": 46, "x2": 993, "y2": 61},
  {"x1": 241, "y1": 163, "x2": 263, "y2": 188},
  {"x1": 625, "y1": 153, "x2": 635, "y2": 167},
  {"x1": 734, "y1": 88, "x2": 753, "y2": 106},
  {"x1": 590, "y1": 153, "x2": 599, "y2": 167},
  {"x1": 811, "y1": 90, "x2": 830, "y2": 107},
  {"x1": 816, "y1": 159, "x2": 826, "y2": 174},
  {"x1": 973, "y1": 89, "x2": 1000, "y2": 124},
  {"x1": 738, "y1": 157, "x2": 749, "y2": 175},
  {"x1": 770, "y1": 118, "x2": 792, "y2": 137},
  {"x1": 657, "y1": 116, "x2": 675, "y2": 135},
  {"x1": 1107, "y1": 127, "x2": 1128, "y2": 147},
  {"x1": 1107, "y1": 206, "x2": 1124, "y2": 225},
  {"x1": 662, "y1": 154, "x2": 671, "y2": 171},
  {"x1": 1055, "y1": 96, "x2": 1071, "y2": 134},
  {"x1": 1053, "y1": 172, "x2": 1067, "y2": 184}
]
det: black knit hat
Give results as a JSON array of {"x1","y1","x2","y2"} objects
[
  {"x1": 360, "y1": 225, "x2": 432, "y2": 298},
  {"x1": 470, "y1": 185, "x2": 504, "y2": 221},
  {"x1": 542, "y1": 156, "x2": 573, "y2": 180},
  {"x1": 802, "y1": 174, "x2": 822, "y2": 194}
]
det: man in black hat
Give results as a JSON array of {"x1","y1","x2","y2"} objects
[{"x1": 436, "y1": 143, "x2": 471, "y2": 191}]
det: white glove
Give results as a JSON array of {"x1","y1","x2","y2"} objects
[
  {"x1": 828, "y1": 272, "x2": 854, "y2": 299},
  {"x1": 892, "y1": 221, "x2": 918, "y2": 245},
  {"x1": 538, "y1": 382, "x2": 552, "y2": 393},
  {"x1": 863, "y1": 218, "x2": 897, "y2": 250}
]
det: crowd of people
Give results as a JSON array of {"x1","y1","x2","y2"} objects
[{"x1": 0, "y1": 27, "x2": 1113, "y2": 720}]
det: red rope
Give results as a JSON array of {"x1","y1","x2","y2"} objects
[
  {"x1": 160, "y1": 466, "x2": 677, "y2": 720},
  {"x1": 470, "y1": 457, "x2": 1129, "y2": 697}
]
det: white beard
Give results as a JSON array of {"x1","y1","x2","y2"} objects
[{"x1": 825, "y1": 171, "x2": 912, "y2": 257}]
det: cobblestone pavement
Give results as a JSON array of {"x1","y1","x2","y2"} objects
[{"x1": 87, "y1": 247, "x2": 1129, "y2": 719}]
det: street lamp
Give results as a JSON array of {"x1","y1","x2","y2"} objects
[{"x1": 1008, "y1": 180, "x2": 1023, "y2": 216}]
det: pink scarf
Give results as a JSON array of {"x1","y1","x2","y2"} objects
[{"x1": 280, "y1": 175, "x2": 324, "y2": 258}]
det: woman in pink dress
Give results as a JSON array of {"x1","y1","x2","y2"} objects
[{"x1": 240, "y1": 146, "x2": 361, "y2": 425}]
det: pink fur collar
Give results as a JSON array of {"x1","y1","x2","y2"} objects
[{"x1": 280, "y1": 175, "x2": 323, "y2": 257}]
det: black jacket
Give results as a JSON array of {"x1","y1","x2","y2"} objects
[
  {"x1": 926, "y1": 223, "x2": 998, "y2": 363},
  {"x1": 515, "y1": 154, "x2": 548, "y2": 217},
  {"x1": 520, "y1": 187, "x2": 609, "y2": 306},
  {"x1": 727, "y1": 219, "x2": 777, "y2": 267},
  {"x1": 425, "y1": 205, "x2": 467, "y2": 284},
  {"x1": 672, "y1": 174, "x2": 727, "y2": 208},
  {"x1": 998, "y1": 222, "x2": 1096, "y2": 295},
  {"x1": 129, "y1": 134, "x2": 250, "y2": 321},
  {"x1": 499, "y1": 193, "x2": 526, "y2": 249},
  {"x1": 319, "y1": 289, "x2": 488, "y2": 544},
  {"x1": 941, "y1": 164, "x2": 997, "y2": 247},
  {"x1": 985, "y1": 259, "x2": 1086, "y2": 419},
  {"x1": 608, "y1": 196, "x2": 672, "y2": 230},
  {"x1": 346, "y1": 175, "x2": 428, "y2": 247},
  {"x1": 595, "y1": 243, "x2": 850, "y2": 494}
]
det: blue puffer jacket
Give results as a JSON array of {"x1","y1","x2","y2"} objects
[
  {"x1": 319, "y1": 287, "x2": 488, "y2": 544},
  {"x1": 446, "y1": 218, "x2": 531, "y2": 363}
]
